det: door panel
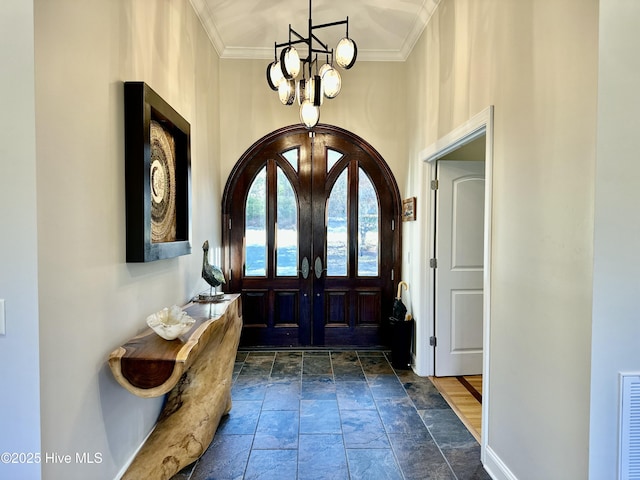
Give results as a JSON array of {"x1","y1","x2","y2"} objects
[
  {"x1": 451, "y1": 289, "x2": 484, "y2": 351},
  {"x1": 357, "y1": 290, "x2": 382, "y2": 325},
  {"x1": 452, "y1": 176, "x2": 485, "y2": 269},
  {"x1": 242, "y1": 290, "x2": 268, "y2": 327},
  {"x1": 223, "y1": 125, "x2": 400, "y2": 347},
  {"x1": 274, "y1": 291, "x2": 299, "y2": 325},
  {"x1": 435, "y1": 160, "x2": 485, "y2": 376}
]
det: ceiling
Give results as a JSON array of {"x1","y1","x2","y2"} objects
[{"x1": 190, "y1": 0, "x2": 441, "y2": 62}]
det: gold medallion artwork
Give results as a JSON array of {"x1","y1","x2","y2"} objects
[
  {"x1": 150, "y1": 120, "x2": 177, "y2": 243},
  {"x1": 124, "y1": 82, "x2": 191, "y2": 262}
]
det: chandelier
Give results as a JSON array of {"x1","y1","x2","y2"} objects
[{"x1": 266, "y1": 0, "x2": 357, "y2": 128}]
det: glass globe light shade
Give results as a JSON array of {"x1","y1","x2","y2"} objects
[
  {"x1": 268, "y1": 61, "x2": 285, "y2": 90},
  {"x1": 335, "y1": 37, "x2": 357, "y2": 69},
  {"x1": 300, "y1": 100, "x2": 320, "y2": 128},
  {"x1": 266, "y1": 61, "x2": 278, "y2": 91},
  {"x1": 321, "y1": 65, "x2": 341, "y2": 98},
  {"x1": 318, "y1": 63, "x2": 332, "y2": 77},
  {"x1": 278, "y1": 79, "x2": 295, "y2": 105},
  {"x1": 280, "y1": 46, "x2": 301, "y2": 80}
]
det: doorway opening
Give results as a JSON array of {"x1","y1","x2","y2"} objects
[
  {"x1": 419, "y1": 106, "x2": 494, "y2": 458},
  {"x1": 222, "y1": 124, "x2": 401, "y2": 348}
]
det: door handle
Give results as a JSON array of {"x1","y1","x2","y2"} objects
[
  {"x1": 300, "y1": 256, "x2": 310, "y2": 279},
  {"x1": 314, "y1": 256, "x2": 326, "y2": 279}
]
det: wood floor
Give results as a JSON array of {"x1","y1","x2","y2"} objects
[{"x1": 430, "y1": 375, "x2": 482, "y2": 442}]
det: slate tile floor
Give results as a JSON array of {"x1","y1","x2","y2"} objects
[{"x1": 172, "y1": 351, "x2": 490, "y2": 480}]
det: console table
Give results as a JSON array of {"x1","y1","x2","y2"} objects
[{"x1": 108, "y1": 294, "x2": 242, "y2": 480}]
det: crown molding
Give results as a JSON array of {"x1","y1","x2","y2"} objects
[{"x1": 191, "y1": 0, "x2": 442, "y2": 63}]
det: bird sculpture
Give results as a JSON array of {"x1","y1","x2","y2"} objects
[{"x1": 202, "y1": 240, "x2": 225, "y2": 297}]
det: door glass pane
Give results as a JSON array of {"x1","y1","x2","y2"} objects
[
  {"x1": 326, "y1": 169, "x2": 348, "y2": 276},
  {"x1": 276, "y1": 167, "x2": 298, "y2": 276},
  {"x1": 245, "y1": 167, "x2": 267, "y2": 276},
  {"x1": 282, "y1": 148, "x2": 298, "y2": 172},
  {"x1": 358, "y1": 168, "x2": 379, "y2": 276},
  {"x1": 327, "y1": 148, "x2": 343, "y2": 172}
]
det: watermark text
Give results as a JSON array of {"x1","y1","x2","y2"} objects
[{"x1": 1, "y1": 452, "x2": 102, "y2": 464}]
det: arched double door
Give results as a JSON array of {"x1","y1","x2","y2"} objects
[{"x1": 222, "y1": 125, "x2": 401, "y2": 347}]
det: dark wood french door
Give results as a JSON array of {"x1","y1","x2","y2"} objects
[{"x1": 222, "y1": 125, "x2": 401, "y2": 347}]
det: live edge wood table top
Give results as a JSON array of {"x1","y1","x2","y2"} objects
[{"x1": 108, "y1": 293, "x2": 241, "y2": 398}]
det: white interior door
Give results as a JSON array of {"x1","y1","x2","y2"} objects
[{"x1": 435, "y1": 160, "x2": 485, "y2": 376}]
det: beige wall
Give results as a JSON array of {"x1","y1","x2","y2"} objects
[
  {"x1": 34, "y1": 0, "x2": 221, "y2": 478},
  {"x1": 218, "y1": 59, "x2": 409, "y2": 196},
  {"x1": 0, "y1": 1, "x2": 41, "y2": 479},
  {"x1": 403, "y1": 0, "x2": 598, "y2": 478},
  {"x1": 591, "y1": 1, "x2": 640, "y2": 478}
]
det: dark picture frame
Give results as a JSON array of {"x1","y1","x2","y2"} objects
[
  {"x1": 402, "y1": 197, "x2": 416, "y2": 222},
  {"x1": 124, "y1": 81, "x2": 192, "y2": 262}
]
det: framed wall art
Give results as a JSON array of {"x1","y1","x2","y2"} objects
[
  {"x1": 124, "y1": 81, "x2": 192, "y2": 262},
  {"x1": 402, "y1": 197, "x2": 416, "y2": 222}
]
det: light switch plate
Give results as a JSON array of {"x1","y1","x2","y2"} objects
[{"x1": 0, "y1": 299, "x2": 5, "y2": 336}]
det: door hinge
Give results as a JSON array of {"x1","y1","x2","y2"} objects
[
  {"x1": 228, "y1": 218, "x2": 232, "y2": 230},
  {"x1": 391, "y1": 269, "x2": 394, "y2": 281},
  {"x1": 430, "y1": 336, "x2": 437, "y2": 347},
  {"x1": 391, "y1": 219, "x2": 395, "y2": 231},
  {"x1": 431, "y1": 179, "x2": 439, "y2": 190},
  {"x1": 430, "y1": 258, "x2": 437, "y2": 268}
]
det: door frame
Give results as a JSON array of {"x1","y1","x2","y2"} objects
[
  {"x1": 418, "y1": 105, "x2": 493, "y2": 461},
  {"x1": 221, "y1": 124, "x2": 402, "y2": 347}
]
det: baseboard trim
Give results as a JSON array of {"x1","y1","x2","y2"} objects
[
  {"x1": 113, "y1": 426, "x2": 156, "y2": 480},
  {"x1": 483, "y1": 444, "x2": 518, "y2": 480}
]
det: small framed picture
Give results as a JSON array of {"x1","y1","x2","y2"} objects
[
  {"x1": 124, "y1": 82, "x2": 192, "y2": 262},
  {"x1": 402, "y1": 197, "x2": 416, "y2": 222}
]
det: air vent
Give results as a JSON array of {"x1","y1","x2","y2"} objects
[{"x1": 620, "y1": 374, "x2": 640, "y2": 480}]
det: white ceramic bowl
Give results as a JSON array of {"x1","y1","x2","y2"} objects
[{"x1": 146, "y1": 305, "x2": 196, "y2": 340}]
